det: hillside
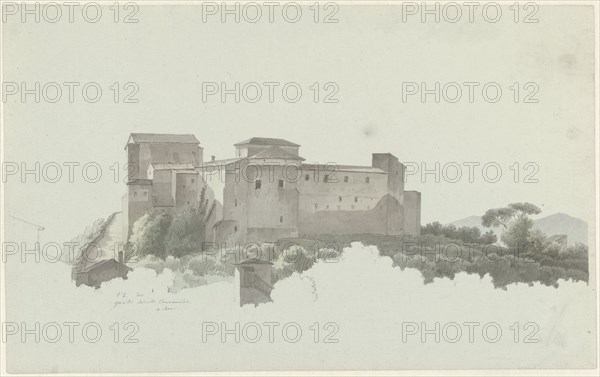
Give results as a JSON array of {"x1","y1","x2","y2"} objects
[
  {"x1": 448, "y1": 213, "x2": 588, "y2": 245},
  {"x1": 533, "y1": 213, "x2": 588, "y2": 245}
]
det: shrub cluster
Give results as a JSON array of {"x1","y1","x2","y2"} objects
[{"x1": 421, "y1": 222, "x2": 497, "y2": 244}]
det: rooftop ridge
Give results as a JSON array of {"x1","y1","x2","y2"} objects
[
  {"x1": 125, "y1": 133, "x2": 200, "y2": 148},
  {"x1": 234, "y1": 137, "x2": 300, "y2": 147}
]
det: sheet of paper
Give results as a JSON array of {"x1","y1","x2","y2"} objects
[{"x1": 1, "y1": 1, "x2": 598, "y2": 375}]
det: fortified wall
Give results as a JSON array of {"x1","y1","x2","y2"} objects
[{"x1": 122, "y1": 134, "x2": 422, "y2": 248}]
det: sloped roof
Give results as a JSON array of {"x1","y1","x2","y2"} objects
[
  {"x1": 150, "y1": 163, "x2": 196, "y2": 171},
  {"x1": 301, "y1": 163, "x2": 386, "y2": 174},
  {"x1": 236, "y1": 258, "x2": 274, "y2": 265},
  {"x1": 127, "y1": 133, "x2": 200, "y2": 145},
  {"x1": 199, "y1": 157, "x2": 245, "y2": 168},
  {"x1": 250, "y1": 146, "x2": 304, "y2": 161},
  {"x1": 82, "y1": 258, "x2": 132, "y2": 273},
  {"x1": 174, "y1": 170, "x2": 198, "y2": 174},
  {"x1": 234, "y1": 137, "x2": 299, "y2": 147}
]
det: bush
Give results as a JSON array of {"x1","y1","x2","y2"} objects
[
  {"x1": 165, "y1": 207, "x2": 205, "y2": 258},
  {"x1": 271, "y1": 242, "x2": 343, "y2": 282},
  {"x1": 130, "y1": 212, "x2": 172, "y2": 259},
  {"x1": 130, "y1": 205, "x2": 207, "y2": 259},
  {"x1": 292, "y1": 232, "x2": 588, "y2": 289},
  {"x1": 188, "y1": 253, "x2": 235, "y2": 277},
  {"x1": 421, "y1": 222, "x2": 497, "y2": 244}
]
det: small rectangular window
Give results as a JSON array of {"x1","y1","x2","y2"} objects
[
  {"x1": 305, "y1": 174, "x2": 310, "y2": 181},
  {"x1": 278, "y1": 179, "x2": 284, "y2": 188},
  {"x1": 234, "y1": 225, "x2": 238, "y2": 232},
  {"x1": 365, "y1": 177, "x2": 370, "y2": 183},
  {"x1": 314, "y1": 203, "x2": 318, "y2": 209},
  {"x1": 344, "y1": 176, "x2": 349, "y2": 183},
  {"x1": 234, "y1": 198, "x2": 238, "y2": 207},
  {"x1": 279, "y1": 216, "x2": 283, "y2": 223},
  {"x1": 324, "y1": 175, "x2": 329, "y2": 183},
  {"x1": 338, "y1": 196, "x2": 342, "y2": 202},
  {"x1": 354, "y1": 197, "x2": 358, "y2": 202},
  {"x1": 255, "y1": 180, "x2": 261, "y2": 189}
]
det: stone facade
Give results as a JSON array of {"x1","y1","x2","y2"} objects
[
  {"x1": 202, "y1": 137, "x2": 422, "y2": 246},
  {"x1": 122, "y1": 134, "x2": 217, "y2": 238},
  {"x1": 403, "y1": 191, "x2": 422, "y2": 237},
  {"x1": 122, "y1": 134, "x2": 422, "y2": 247}
]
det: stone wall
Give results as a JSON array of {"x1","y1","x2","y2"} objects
[{"x1": 403, "y1": 191, "x2": 421, "y2": 236}]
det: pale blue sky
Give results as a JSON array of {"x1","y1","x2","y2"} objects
[{"x1": 2, "y1": 3, "x2": 596, "y2": 244}]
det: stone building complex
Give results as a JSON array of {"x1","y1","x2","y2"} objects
[{"x1": 122, "y1": 133, "x2": 421, "y2": 247}]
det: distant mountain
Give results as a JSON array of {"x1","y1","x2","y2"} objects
[
  {"x1": 446, "y1": 216, "x2": 503, "y2": 240},
  {"x1": 447, "y1": 213, "x2": 588, "y2": 245},
  {"x1": 533, "y1": 213, "x2": 588, "y2": 245},
  {"x1": 448, "y1": 215, "x2": 486, "y2": 230}
]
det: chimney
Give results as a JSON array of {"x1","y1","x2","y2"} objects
[
  {"x1": 118, "y1": 251, "x2": 124, "y2": 264},
  {"x1": 211, "y1": 155, "x2": 216, "y2": 162}
]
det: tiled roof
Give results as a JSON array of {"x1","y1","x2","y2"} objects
[
  {"x1": 81, "y1": 258, "x2": 131, "y2": 273},
  {"x1": 250, "y1": 146, "x2": 304, "y2": 160},
  {"x1": 127, "y1": 133, "x2": 200, "y2": 145},
  {"x1": 150, "y1": 163, "x2": 196, "y2": 171},
  {"x1": 234, "y1": 137, "x2": 299, "y2": 147},
  {"x1": 199, "y1": 157, "x2": 245, "y2": 167},
  {"x1": 301, "y1": 163, "x2": 386, "y2": 174}
]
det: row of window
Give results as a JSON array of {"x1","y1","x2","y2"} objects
[
  {"x1": 252, "y1": 175, "x2": 371, "y2": 189},
  {"x1": 316, "y1": 174, "x2": 370, "y2": 184},
  {"x1": 236, "y1": 194, "x2": 367, "y2": 207},
  {"x1": 232, "y1": 215, "x2": 285, "y2": 233},
  {"x1": 254, "y1": 179, "x2": 285, "y2": 190},
  {"x1": 314, "y1": 204, "x2": 374, "y2": 210}
]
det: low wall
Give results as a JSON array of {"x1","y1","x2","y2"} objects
[{"x1": 298, "y1": 195, "x2": 402, "y2": 236}]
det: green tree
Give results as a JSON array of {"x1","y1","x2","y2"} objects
[
  {"x1": 421, "y1": 222, "x2": 443, "y2": 236},
  {"x1": 164, "y1": 186, "x2": 208, "y2": 258},
  {"x1": 501, "y1": 217, "x2": 534, "y2": 249},
  {"x1": 481, "y1": 230, "x2": 498, "y2": 245},
  {"x1": 164, "y1": 207, "x2": 205, "y2": 258},
  {"x1": 527, "y1": 228, "x2": 548, "y2": 255},
  {"x1": 130, "y1": 211, "x2": 172, "y2": 259},
  {"x1": 482, "y1": 202, "x2": 541, "y2": 249},
  {"x1": 482, "y1": 202, "x2": 541, "y2": 229},
  {"x1": 421, "y1": 222, "x2": 496, "y2": 244}
]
